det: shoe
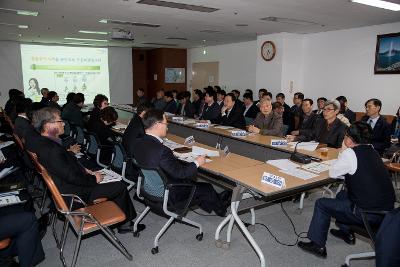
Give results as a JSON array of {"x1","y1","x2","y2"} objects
[
  {"x1": 214, "y1": 207, "x2": 227, "y2": 217},
  {"x1": 330, "y1": 229, "x2": 355, "y2": 245},
  {"x1": 118, "y1": 223, "x2": 146, "y2": 234},
  {"x1": 218, "y1": 190, "x2": 232, "y2": 208},
  {"x1": 298, "y1": 241, "x2": 327, "y2": 258}
]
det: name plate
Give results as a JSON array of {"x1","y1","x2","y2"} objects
[
  {"x1": 184, "y1": 135, "x2": 195, "y2": 145},
  {"x1": 195, "y1": 123, "x2": 210, "y2": 129},
  {"x1": 261, "y1": 172, "x2": 286, "y2": 189},
  {"x1": 231, "y1": 130, "x2": 247, "y2": 137},
  {"x1": 271, "y1": 139, "x2": 288, "y2": 146},
  {"x1": 172, "y1": 116, "x2": 184, "y2": 122}
]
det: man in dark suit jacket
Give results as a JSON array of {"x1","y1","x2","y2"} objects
[
  {"x1": 291, "y1": 99, "x2": 318, "y2": 137},
  {"x1": 336, "y1": 96, "x2": 356, "y2": 123},
  {"x1": 276, "y1": 93, "x2": 292, "y2": 129},
  {"x1": 220, "y1": 93, "x2": 246, "y2": 129},
  {"x1": 163, "y1": 91, "x2": 178, "y2": 114},
  {"x1": 29, "y1": 107, "x2": 143, "y2": 234},
  {"x1": 288, "y1": 100, "x2": 347, "y2": 148},
  {"x1": 177, "y1": 91, "x2": 195, "y2": 118},
  {"x1": 242, "y1": 92, "x2": 259, "y2": 120},
  {"x1": 14, "y1": 97, "x2": 34, "y2": 141},
  {"x1": 122, "y1": 103, "x2": 153, "y2": 181},
  {"x1": 61, "y1": 94, "x2": 85, "y2": 127},
  {"x1": 199, "y1": 90, "x2": 221, "y2": 123},
  {"x1": 361, "y1": 98, "x2": 391, "y2": 155},
  {"x1": 133, "y1": 109, "x2": 229, "y2": 216}
]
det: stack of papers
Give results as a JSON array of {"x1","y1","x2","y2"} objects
[
  {"x1": 266, "y1": 159, "x2": 300, "y2": 170},
  {"x1": 288, "y1": 141, "x2": 319, "y2": 151},
  {"x1": 98, "y1": 169, "x2": 122, "y2": 184},
  {"x1": 163, "y1": 139, "x2": 185, "y2": 150},
  {"x1": 214, "y1": 125, "x2": 235, "y2": 130},
  {"x1": 0, "y1": 191, "x2": 21, "y2": 207},
  {"x1": 280, "y1": 169, "x2": 318, "y2": 180},
  {"x1": 191, "y1": 146, "x2": 219, "y2": 157},
  {"x1": 0, "y1": 150, "x2": 5, "y2": 162},
  {"x1": 301, "y1": 162, "x2": 331, "y2": 174}
]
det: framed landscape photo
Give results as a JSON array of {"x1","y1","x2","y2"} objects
[
  {"x1": 165, "y1": 68, "x2": 185, "y2": 83},
  {"x1": 374, "y1": 32, "x2": 400, "y2": 74}
]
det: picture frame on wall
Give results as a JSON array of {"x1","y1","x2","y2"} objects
[
  {"x1": 165, "y1": 68, "x2": 185, "y2": 83},
  {"x1": 374, "y1": 32, "x2": 400, "y2": 74}
]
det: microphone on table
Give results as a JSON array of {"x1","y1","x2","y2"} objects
[{"x1": 290, "y1": 141, "x2": 312, "y2": 164}]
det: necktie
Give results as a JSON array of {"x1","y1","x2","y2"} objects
[{"x1": 368, "y1": 118, "x2": 373, "y2": 128}]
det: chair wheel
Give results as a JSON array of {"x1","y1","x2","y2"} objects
[
  {"x1": 133, "y1": 232, "x2": 140, "y2": 237},
  {"x1": 196, "y1": 233, "x2": 203, "y2": 241},
  {"x1": 151, "y1": 247, "x2": 159, "y2": 254},
  {"x1": 215, "y1": 239, "x2": 223, "y2": 248}
]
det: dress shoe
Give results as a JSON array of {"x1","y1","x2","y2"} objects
[
  {"x1": 214, "y1": 207, "x2": 227, "y2": 217},
  {"x1": 330, "y1": 229, "x2": 355, "y2": 245},
  {"x1": 118, "y1": 222, "x2": 146, "y2": 234},
  {"x1": 298, "y1": 241, "x2": 327, "y2": 258}
]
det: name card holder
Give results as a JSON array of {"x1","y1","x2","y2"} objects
[
  {"x1": 231, "y1": 130, "x2": 247, "y2": 137},
  {"x1": 261, "y1": 172, "x2": 286, "y2": 189},
  {"x1": 184, "y1": 135, "x2": 195, "y2": 145},
  {"x1": 223, "y1": 145, "x2": 230, "y2": 157},
  {"x1": 271, "y1": 139, "x2": 288, "y2": 146},
  {"x1": 195, "y1": 123, "x2": 210, "y2": 129},
  {"x1": 172, "y1": 116, "x2": 184, "y2": 123}
]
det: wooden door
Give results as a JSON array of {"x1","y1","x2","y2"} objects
[{"x1": 191, "y1": 62, "x2": 219, "y2": 92}]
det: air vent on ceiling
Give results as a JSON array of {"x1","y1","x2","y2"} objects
[
  {"x1": 137, "y1": 0, "x2": 219, "y2": 13},
  {"x1": 99, "y1": 19, "x2": 160, "y2": 28},
  {"x1": 142, "y1": 42, "x2": 178, "y2": 46},
  {"x1": 260, "y1": 16, "x2": 322, "y2": 26},
  {"x1": 235, "y1": 24, "x2": 248, "y2": 27},
  {"x1": 199, "y1": 29, "x2": 221, "y2": 33},
  {"x1": 27, "y1": 0, "x2": 45, "y2": 3},
  {"x1": 166, "y1": 37, "x2": 187, "y2": 40}
]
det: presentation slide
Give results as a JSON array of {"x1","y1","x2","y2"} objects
[{"x1": 20, "y1": 44, "x2": 110, "y2": 104}]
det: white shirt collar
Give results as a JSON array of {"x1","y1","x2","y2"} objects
[
  {"x1": 18, "y1": 114, "x2": 29, "y2": 120},
  {"x1": 368, "y1": 116, "x2": 380, "y2": 129},
  {"x1": 146, "y1": 133, "x2": 164, "y2": 143}
]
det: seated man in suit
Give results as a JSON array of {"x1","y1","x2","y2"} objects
[
  {"x1": 192, "y1": 89, "x2": 204, "y2": 117},
  {"x1": 220, "y1": 93, "x2": 246, "y2": 129},
  {"x1": 152, "y1": 89, "x2": 166, "y2": 111},
  {"x1": 313, "y1": 97, "x2": 327, "y2": 115},
  {"x1": 163, "y1": 91, "x2": 178, "y2": 114},
  {"x1": 136, "y1": 88, "x2": 148, "y2": 106},
  {"x1": 0, "y1": 211, "x2": 45, "y2": 267},
  {"x1": 46, "y1": 91, "x2": 61, "y2": 111},
  {"x1": 361, "y1": 98, "x2": 391, "y2": 155},
  {"x1": 216, "y1": 90, "x2": 226, "y2": 109},
  {"x1": 29, "y1": 107, "x2": 143, "y2": 234},
  {"x1": 122, "y1": 102, "x2": 154, "y2": 181},
  {"x1": 298, "y1": 121, "x2": 395, "y2": 258},
  {"x1": 242, "y1": 92, "x2": 259, "y2": 122},
  {"x1": 87, "y1": 94, "x2": 109, "y2": 132},
  {"x1": 290, "y1": 98, "x2": 318, "y2": 137},
  {"x1": 177, "y1": 91, "x2": 195, "y2": 118},
  {"x1": 61, "y1": 93, "x2": 85, "y2": 127},
  {"x1": 133, "y1": 109, "x2": 230, "y2": 216},
  {"x1": 276, "y1": 93, "x2": 292, "y2": 131},
  {"x1": 248, "y1": 99, "x2": 284, "y2": 136},
  {"x1": 231, "y1": 90, "x2": 245, "y2": 111},
  {"x1": 14, "y1": 97, "x2": 34, "y2": 141},
  {"x1": 199, "y1": 89, "x2": 221, "y2": 123},
  {"x1": 287, "y1": 100, "x2": 347, "y2": 148},
  {"x1": 336, "y1": 96, "x2": 356, "y2": 124}
]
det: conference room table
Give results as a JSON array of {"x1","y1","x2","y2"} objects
[{"x1": 112, "y1": 107, "x2": 339, "y2": 267}]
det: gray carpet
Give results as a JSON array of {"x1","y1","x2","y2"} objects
[{"x1": 37, "y1": 189, "x2": 377, "y2": 267}]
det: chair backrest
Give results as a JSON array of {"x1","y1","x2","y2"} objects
[
  {"x1": 111, "y1": 142, "x2": 126, "y2": 173},
  {"x1": 138, "y1": 165, "x2": 167, "y2": 202},
  {"x1": 391, "y1": 150, "x2": 400, "y2": 163},
  {"x1": 73, "y1": 125, "x2": 85, "y2": 145},
  {"x1": 26, "y1": 151, "x2": 69, "y2": 213},
  {"x1": 63, "y1": 120, "x2": 71, "y2": 136},
  {"x1": 85, "y1": 132, "x2": 99, "y2": 158}
]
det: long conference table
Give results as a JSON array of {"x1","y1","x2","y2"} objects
[{"x1": 112, "y1": 106, "x2": 339, "y2": 267}]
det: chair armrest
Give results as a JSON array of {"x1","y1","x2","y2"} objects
[
  {"x1": 166, "y1": 183, "x2": 196, "y2": 217},
  {"x1": 359, "y1": 208, "x2": 389, "y2": 245},
  {"x1": 61, "y1": 193, "x2": 87, "y2": 210}
]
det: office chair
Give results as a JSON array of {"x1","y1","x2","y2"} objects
[
  {"x1": 110, "y1": 142, "x2": 135, "y2": 191},
  {"x1": 133, "y1": 165, "x2": 203, "y2": 254}
]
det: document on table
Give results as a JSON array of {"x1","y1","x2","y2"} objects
[
  {"x1": 0, "y1": 191, "x2": 22, "y2": 207},
  {"x1": 181, "y1": 119, "x2": 196, "y2": 125},
  {"x1": 214, "y1": 125, "x2": 235, "y2": 130},
  {"x1": 174, "y1": 152, "x2": 212, "y2": 164},
  {"x1": 163, "y1": 139, "x2": 185, "y2": 150},
  {"x1": 288, "y1": 141, "x2": 319, "y2": 151},
  {"x1": 112, "y1": 123, "x2": 127, "y2": 130},
  {"x1": 191, "y1": 146, "x2": 220, "y2": 157},
  {"x1": 280, "y1": 168, "x2": 318, "y2": 180},
  {"x1": 301, "y1": 162, "x2": 331, "y2": 174},
  {"x1": 98, "y1": 169, "x2": 122, "y2": 184},
  {"x1": 0, "y1": 141, "x2": 14, "y2": 149},
  {"x1": 266, "y1": 159, "x2": 300, "y2": 170}
]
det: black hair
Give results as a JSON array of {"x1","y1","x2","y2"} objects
[
  {"x1": 217, "y1": 90, "x2": 226, "y2": 96},
  {"x1": 263, "y1": 92, "x2": 273, "y2": 99},
  {"x1": 346, "y1": 121, "x2": 372, "y2": 144},
  {"x1": 8, "y1": 89, "x2": 23, "y2": 99},
  {"x1": 317, "y1": 97, "x2": 327, "y2": 102},
  {"x1": 336, "y1": 96, "x2": 348, "y2": 103},
  {"x1": 100, "y1": 106, "x2": 118, "y2": 123},
  {"x1": 142, "y1": 109, "x2": 164, "y2": 130},
  {"x1": 15, "y1": 97, "x2": 32, "y2": 114},
  {"x1": 245, "y1": 89, "x2": 253, "y2": 95},
  {"x1": 225, "y1": 93, "x2": 236, "y2": 102},
  {"x1": 47, "y1": 91, "x2": 58, "y2": 101},
  {"x1": 243, "y1": 92, "x2": 253, "y2": 101},
  {"x1": 73, "y1": 93, "x2": 85, "y2": 104},
  {"x1": 66, "y1": 92, "x2": 76, "y2": 103},
  {"x1": 93, "y1": 94, "x2": 108, "y2": 108},
  {"x1": 276, "y1": 93, "x2": 285, "y2": 99},
  {"x1": 214, "y1": 85, "x2": 222, "y2": 92},
  {"x1": 231, "y1": 89, "x2": 240, "y2": 97},
  {"x1": 194, "y1": 89, "x2": 203, "y2": 98},
  {"x1": 206, "y1": 89, "x2": 216, "y2": 99},
  {"x1": 183, "y1": 91, "x2": 191, "y2": 99},
  {"x1": 294, "y1": 92, "x2": 304, "y2": 100},
  {"x1": 365, "y1": 98, "x2": 382, "y2": 111},
  {"x1": 272, "y1": 101, "x2": 283, "y2": 110},
  {"x1": 137, "y1": 88, "x2": 144, "y2": 93},
  {"x1": 164, "y1": 91, "x2": 173, "y2": 98},
  {"x1": 303, "y1": 98, "x2": 314, "y2": 105},
  {"x1": 137, "y1": 102, "x2": 154, "y2": 115}
]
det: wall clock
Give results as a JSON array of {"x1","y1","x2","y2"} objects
[{"x1": 261, "y1": 41, "x2": 276, "y2": 61}]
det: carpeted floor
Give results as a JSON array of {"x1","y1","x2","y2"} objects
[{"x1": 37, "y1": 189, "x2": 377, "y2": 267}]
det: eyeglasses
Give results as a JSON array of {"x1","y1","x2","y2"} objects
[
  {"x1": 50, "y1": 120, "x2": 64, "y2": 124},
  {"x1": 323, "y1": 108, "x2": 335, "y2": 112}
]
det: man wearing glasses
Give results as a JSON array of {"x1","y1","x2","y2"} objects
[{"x1": 287, "y1": 100, "x2": 347, "y2": 148}]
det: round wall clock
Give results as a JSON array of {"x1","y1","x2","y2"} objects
[{"x1": 261, "y1": 41, "x2": 276, "y2": 61}]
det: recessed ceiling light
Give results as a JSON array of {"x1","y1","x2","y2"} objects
[
  {"x1": 350, "y1": 0, "x2": 400, "y2": 11},
  {"x1": 235, "y1": 24, "x2": 248, "y2": 27},
  {"x1": 0, "y1": 22, "x2": 29, "y2": 29},
  {"x1": 0, "y1": 8, "x2": 38, "y2": 16},
  {"x1": 64, "y1": 37, "x2": 108, "y2": 42},
  {"x1": 99, "y1": 19, "x2": 160, "y2": 27},
  {"x1": 78, "y1": 30, "x2": 108, "y2": 35},
  {"x1": 18, "y1": 25, "x2": 29, "y2": 29},
  {"x1": 63, "y1": 42, "x2": 97, "y2": 46}
]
